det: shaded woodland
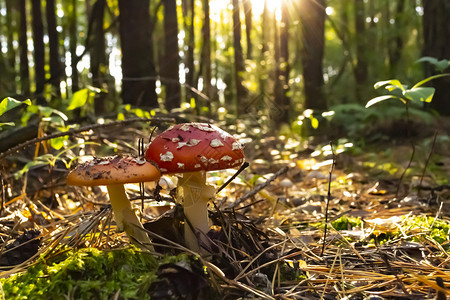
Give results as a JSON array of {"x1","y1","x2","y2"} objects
[
  {"x1": 0, "y1": 0, "x2": 449, "y2": 299},
  {"x1": 0, "y1": 0, "x2": 448, "y2": 122}
]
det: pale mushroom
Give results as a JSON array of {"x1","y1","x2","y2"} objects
[{"x1": 67, "y1": 156, "x2": 161, "y2": 250}]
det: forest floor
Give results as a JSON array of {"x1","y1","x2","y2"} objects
[{"x1": 0, "y1": 117, "x2": 449, "y2": 299}]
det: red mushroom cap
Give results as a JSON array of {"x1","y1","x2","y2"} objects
[
  {"x1": 145, "y1": 123, "x2": 244, "y2": 173},
  {"x1": 67, "y1": 156, "x2": 161, "y2": 186}
]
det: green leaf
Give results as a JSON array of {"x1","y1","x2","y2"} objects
[
  {"x1": 311, "y1": 117, "x2": 319, "y2": 129},
  {"x1": 0, "y1": 122, "x2": 15, "y2": 127},
  {"x1": 365, "y1": 95, "x2": 402, "y2": 108},
  {"x1": 417, "y1": 56, "x2": 439, "y2": 65},
  {"x1": 413, "y1": 73, "x2": 450, "y2": 88},
  {"x1": 50, "y1": 136, "x2": 68, "y2": 150},
  {"x1": 374, "y1": 80, "x2": 404, "y2": 91},
  {"x1": 404, "y1": 87, "x2": 435, "y2": 103},
  {"x1": 67, "y1": 88, "x2": 89, "y2": 110},
  {"x1": 417, "y1": 56, "x2": 450, "y2": 72},
  {"x1": 436, "y1": 59, "x2": 449, "y2": 72},
  {"x1": 0, "y1": 97, "x2": 31, "y2": 117}
]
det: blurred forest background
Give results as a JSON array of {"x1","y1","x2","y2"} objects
[{"x1": 0, "y1": 0, "x2": 449, "y2": 134}]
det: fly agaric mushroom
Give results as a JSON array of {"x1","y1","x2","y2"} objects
[
  {"x1": 145, "y1": 123, "x2": 245, "y2": 251},
  {"x1": 67, "y1": 156, "x2": 160, "y2": 250}
]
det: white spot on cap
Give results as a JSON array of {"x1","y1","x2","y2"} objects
[
  {"x1": 178, "y1": 163, "x2": 185, "y2": 169},
  {"x1": 180, "y1": 124, "x2": 191, "y2": 131},
  {"x1": 177, "y1": 138, "x2": 201, "y2": 149},
  {"x1": 135, "y1": 157, "x2": 146, "y2": 165},
  {"x1": 200, "y1": 156, "x2": 208, "y2": 164},
  {"x1": 172, "y1": 138, "x2": 180, "y2": 142},
  {"x1": 177, "y1": 142, "x2": 188, "y2": 149},
  {"x1": 160, "y1": 168, "x2": 168, "y2": 172},
  {"x1": 232, "y1": 160, "x2": 241, "y2": 166},
  {"x1": 194, "y1": 164, "x2": 201, "y2": 168},
  {"x1": 210, "y1": 139, "x2": 224, "y2": 148},
  {"x1": 192, "y1": 123, "x2": 215, "y2": 132},
  {"x1": 209, "y1": 158, "x2": 218, "y2": 164},
  {"x1": 189, "y1": 139, "x2": 200, "y2": 146},
  {"x1": 232, "y1": 142, "x2": 243, "y2": 151},
  {"x1": 221, "y1": 155, "x2": 232, "y2": 161},
  {"x1": 160, "y1": 151, "x2": 174, "y2": 162}
]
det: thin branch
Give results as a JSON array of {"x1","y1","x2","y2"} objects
[
  {"x1": 0, "y1": 117, "x2": 174, "y2": 160},
  {"x1": 227, "y1": 166, "x2": 289, "y2": 209},
  {"x1": 321, "y1": 142, "x2": 336, "y2": 257}
]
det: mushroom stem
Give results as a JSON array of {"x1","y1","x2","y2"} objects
[
  {"x1": 179, "y1": 172, "x2": 215, "y2": 252},
  {"x1": 106, "y1": 184, "x2": 153, "y2": 250}
]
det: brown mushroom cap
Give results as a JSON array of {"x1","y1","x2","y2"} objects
[
  {"x1": 145, "y1": 123, "x2": 245, "y2": 173},
  {"x1": 67, "y1": 156, "x2": 161, "y2": 186}
]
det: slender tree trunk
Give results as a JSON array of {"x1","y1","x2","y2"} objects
[
  {"x1": 5, "y1": 0, "x2": 16, "y2": 92},
  {"x1": 31, "y1": 0, "x2": 46, "y2": 103},
  {"x1": 422, "y1": 1, "x2": 450, "y2": 116},
  {"x1": 19, "y1": 0, "x2": 30, "y2": 95},
  {"x1": 90, "y1": 0, "x2": 107, "y2": 114},
  {"x1": 298, "y1": 0, "x2": 327, "y2": 110},
  {"x1": 242, "y1": 0, "x2": 252, "y2": 59},
  {"x1": 258, "y1": 0, "x2": 268, "y2": 99},
  {"x1": 70, "y1": 0, "x2": 79, "y2": 93},
  {"x1": 387, "y1": 0, "x2": 405, "y2": 76},
  {"x1": 118, "y1": 0, "x2": 158, "y2": 107},
  {"x1": 46, "y1": 0, "x2": 62, "y2": 96},
  {"x1": 273, "y1": 10, "x2": 283, "y2": 126},
  {"x1": 232, "y1": 0, "x2": 247, "y2": 115},
  {"x1": 162, "y1": 0, "x2": 181, "y2": 111},
  {"x1": 183, "y1": 0, "x2": 195, "y2": 104},
  {"x1": 354, "y1": 0, "x2": 368, "y2": 102},
  {"x1": 276, "y1": 0, "x2": 290, "y2": 125},
  {"x1": 201, "y1": 0, "x2": 212, "y2": 108}
]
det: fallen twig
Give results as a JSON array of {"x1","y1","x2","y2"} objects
[
  {"x1": 227, "y1": 166, "x2": 289, "y2": 209},
  {"x1": 0, "y1": 117, "x2": 174, "y2": 160}
]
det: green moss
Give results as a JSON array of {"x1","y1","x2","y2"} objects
[
  {"x1": 332, "y1": 216, "x2": 362, "y2": 231},
  {"x1": 403, "y1": 215, "x2": 450, "y2": 245},
  {"x1": 1, "y1": 247, "x2": 191, "y2": 300}
]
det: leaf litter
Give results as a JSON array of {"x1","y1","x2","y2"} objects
[{"x1": 0, "y1": 117, "x2": 449, "y2": 299}]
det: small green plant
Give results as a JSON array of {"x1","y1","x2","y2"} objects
[
  {"x1": 366, "y1": 74, "x2": 449, "y2": 109},
  {"x1": 14, "y1": 142, "x2": 98, "y2": 179},
  {"x1": 0, "y1": 97, "x2": 31, "y2": 128},
  {"x1": 66, "y1": 85, "x2": 102, "y2": 114},
  {"x1": 366, "y1": 69, "x2": 450, "y2": 197}
]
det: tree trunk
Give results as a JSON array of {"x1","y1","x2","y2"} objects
[
  {"x1": 353, "y1": 0, "x2": 368, "y2": 103},
  {"x1": 69, "y1": 0, "x2": 79, "y2": 93},
  {"x1": 19, "y1": 0, "x2": 30, "y2": 95},
  {"x1": 275, "y1": 0, "x2": 290, "y2": 125},
  {"x1": 201, "y1": 0, "x2": 212, "y2": 108},
  {"x1": 90, "y1": 0, "x2": 107, "y2": 114},
  {"x1": 162, "y1": 0, "x2": 181, "y2": 111},
  {"x1": 183, "y1": 0, "x2": 195, "y2": 105},
  {"x1": 232, "y1": 0, "x2": 247, "y2": 115},
  {"x1": 118, "y1": 0, "x2": 158, "y2": 107},
  {"x1": 298, "y1": 0, "x2": 327, "y2": 111},
  {"x1": 242, "y1": 0, "x2": 252, "y2": 59},
  {"x1": 422, "y1": 1, "x2": 450, "y2": 116},
  {"x1": 46, "y1": 0, "x2": 62, "y2": 96},
  {"x1": 273, "y1": 10, "x2": 283, "y2": 126},
  {"x1": 385, "y1": 0, "x2": 405, "y2": 76},
  {"x1": 31, "y1": 0, "x2": 46, "y2": 103},
  {"x1": 5, "y1": 0, "x2": 16, "y2": 92}
]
